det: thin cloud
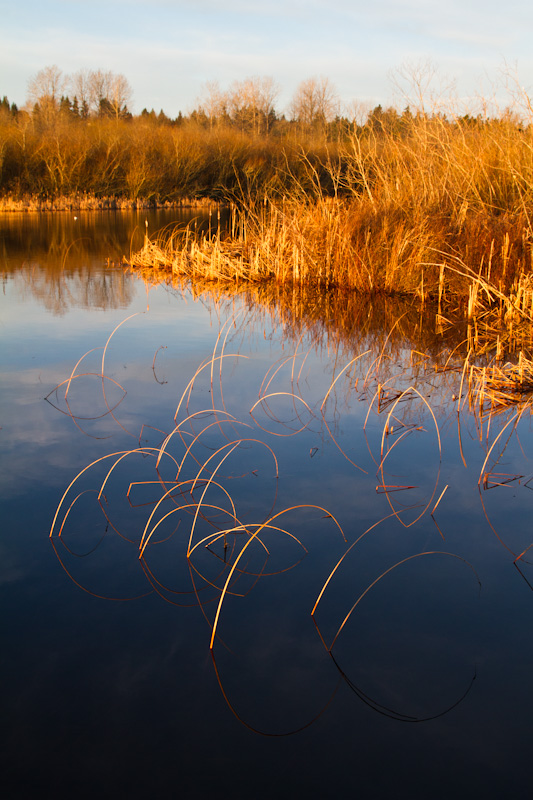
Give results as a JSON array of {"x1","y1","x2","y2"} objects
[{"x1": 1, "y1": 0, "x2": 532, "y2": 116}]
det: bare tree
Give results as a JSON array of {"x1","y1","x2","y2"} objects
[
  {"x1": 87, "y1": 70, "x2": 112, "y2": 115},
  {"x1": 27, "y1": 65, "x2": 66, "y2": 105},
  {"x1": 107, "y1": 73, "x2": 132, "y2": 119},
  {"x1": 27, "y1": 65, "x2": 67, "y2": 123},
  {"x1": 290, "y1": 77, "x2": 338, "y2": 129},
  {"x1": 70, "y1": 70, "x2": 92, "y2": 116},
  {"x1": 390, "y1": 59, "x2": 457, "y2": 116},
  {"x1": 70, "y1": 69, "x2": 132, "y2": 118},
  {"x1": 347, "y1": 99, "x2": 371, "y2": 127},
  {"x1": 227, "y1": 76, "x2": 280, "y2": 134},
  {"x1": 253, "y1": 76, "x2": 279, "y2": 133},
  {"x1": 198, "y1": 81, "x2": 228, "y2": 128}
]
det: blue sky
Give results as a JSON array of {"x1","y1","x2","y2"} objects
[{"x1": 1, "y1": 0, "x2": 532, "y2": 118}]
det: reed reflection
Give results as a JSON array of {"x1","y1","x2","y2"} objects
[{"x1": 48, "y1": 299, "x2": 517, "y2": 735}]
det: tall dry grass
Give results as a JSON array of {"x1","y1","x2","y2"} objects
[{"x1": 130, "y1": 108, "x2": 533, "y2": 331}]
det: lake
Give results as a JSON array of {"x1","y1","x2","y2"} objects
[{"x1": 1, "y1": 210, "x2": 532, "y2": 799}]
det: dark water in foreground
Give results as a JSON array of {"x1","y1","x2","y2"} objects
[{"x1": 1, "y1": 211, "x2": 533, "y2": 799}]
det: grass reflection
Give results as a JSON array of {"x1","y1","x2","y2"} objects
[{"x1": 47, "y1": 294, "x2": 533, "y2": 735}]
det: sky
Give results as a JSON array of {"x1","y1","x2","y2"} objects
[{"x1": 1, "y1": 0, "x2": 532, "y2": 119}]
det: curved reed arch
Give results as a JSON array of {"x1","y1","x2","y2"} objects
[
  {"x1": 362, "y1": 375, "x2": 403, "y2": 468},
  {"x1": 209, "y1": 504, "x2": 346, "y2": 651},
  {"x1": 327, "y1": 550, "x2": 481, "y2": 653},
  {"x1": 63, "y1": 346, "x2": 104, "y2": 399},
  {"x1": 50, "y1": 450, "x2": 147, "y2": 539},
  {"x1": 174, "y1": 416, "x2": 253, "y2": 480},
  {"x1": 186, "y1": 438, "x2": 279, "y2": 557},
  {"x1": 139, "y1": 499, "x2": 239, "y2": 562},
  {"x1": 320, "y1": 350, "x2": 371, "y2": 412},
  {"x1": 312, "y1": 510, "x2": 416, "y2": 627},
  {"x1": 210, "y1": 307, "x2": 247, "y2": 427},
  {"x1": 187, "y1": 522, "x2": 308, "y2": 579},
  {"x1": 155, "y1": 409, "x2": 242, "y2": 471},
  {"x1": 476, "y1": 405, "x2": 532, "y2": 557},
  {"x1": 363, "y1": 311, "x2": 410, "y2": 388},
  {"x1": 313, "y1": 545, "x2": 481, "y2": 721},
  {"x1": 100, "y1": 312, "x2": 145, "y2": 438},
  {"x1": 50, "y1": 447, "x2": 180, "y2": 540},
  {"x1": 173, "y1": 354, "x2": 249, "y2": 425},
  {"x1": 249, "y1": 392, "x2": 315, "y2": 436},
  {"x1": 478, "y1": 406, "x2": 524, "y2": 486},
  {"x1": 257, "y1": 330, "x2": 307, "y2": 400},
  {"x1": 46, "y1": 373, "x2": 127, "y2": 420},
  {"x1": 55, "y1": 489, "x2": 107, "y2": 555},
  {"x1": 96, "y1": 448, "x2": 176, "y2": 502},
  {"x1": 377, "y1": 386, "x2": 442, "y2": 529},
  {"x1": 254, "y1": 344, "x2": 319, "y2": 435}
]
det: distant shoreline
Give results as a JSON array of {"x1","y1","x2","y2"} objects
[{"x1": 0, "y1": 194, "x2": 220, "y2": 213}]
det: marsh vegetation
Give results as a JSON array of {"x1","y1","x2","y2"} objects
[
  {"x1": 3, "y1": 65, "x2": 533, "y2": 321},
  {"x1": 128, "y1": 104, "x2": 533, "y2": 317}
]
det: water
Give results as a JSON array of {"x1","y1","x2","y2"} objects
[{"x1": 1, "y1": 211, "x2": 532, "y2": 798}]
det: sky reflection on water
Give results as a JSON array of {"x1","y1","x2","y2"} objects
[{"x1": 1, "y1": 212, "x2": 533, "y2": 799}]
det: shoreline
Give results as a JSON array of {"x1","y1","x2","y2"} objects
[
  {"x1": 127, "y1": 197, "x2": 533, "y2": 356},
  {"x1": 0, "y1": 194, "x2": 219, "y2": 213}
]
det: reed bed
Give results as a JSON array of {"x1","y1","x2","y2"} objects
[
  {"x1": 129, "y1": 110, "x2": 533, "y2": 319},
  {"x1": 130, "y1": 205, "x2": 533, "y2": 310},
  {"x1": 129, "y1": 198, "x2": 442, "y2": 291}
]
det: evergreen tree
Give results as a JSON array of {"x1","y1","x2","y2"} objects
[
  {"x1": 98, "y1": 97, "x2": 114, "y2": 117},
  {"x1": 60, "y1": 95, "x2": 72, "y2": 115}
]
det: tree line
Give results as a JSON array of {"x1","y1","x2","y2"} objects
[
  {"x1": 0, "y1": 64, "x2": 530, "y2": 205},
  {"x1": 0, "y1": 67, "x2": 355, "y2": 202}
]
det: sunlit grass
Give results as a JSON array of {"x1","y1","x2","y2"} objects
[{"x1": 129, "y1": 109, "x2": 533, "y2": 343}]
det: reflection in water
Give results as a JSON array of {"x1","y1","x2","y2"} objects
[
  {"x1": 47, "y1": 305, "x2": 500, "y2": 735},
  {"x1": 0, "y1": 209, "x2": 216, "y2": 313},
  {"x1": 4, "y1": 212, "x2": 533, "y2": 796},
  {"x1": 15, "y1": 265, "x2": 135, "y2": 314},
  {"x1": 138, "y1": 267, "x2": 533, "y2": 362},
  {"x1": 141, "y1": 271, "x2": 489, "y2": 380}
]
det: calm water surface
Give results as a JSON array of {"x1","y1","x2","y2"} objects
[{"x1": 1, "y1": 211, "x2": 532, "y2": 798}]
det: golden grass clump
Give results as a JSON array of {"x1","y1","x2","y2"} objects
[
  {"x1": 129, "y1": 107, "x2": 533, "y2": 325},
  {"x1": 469, "y1": 351, "x2": 533, "y2": 417}
]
